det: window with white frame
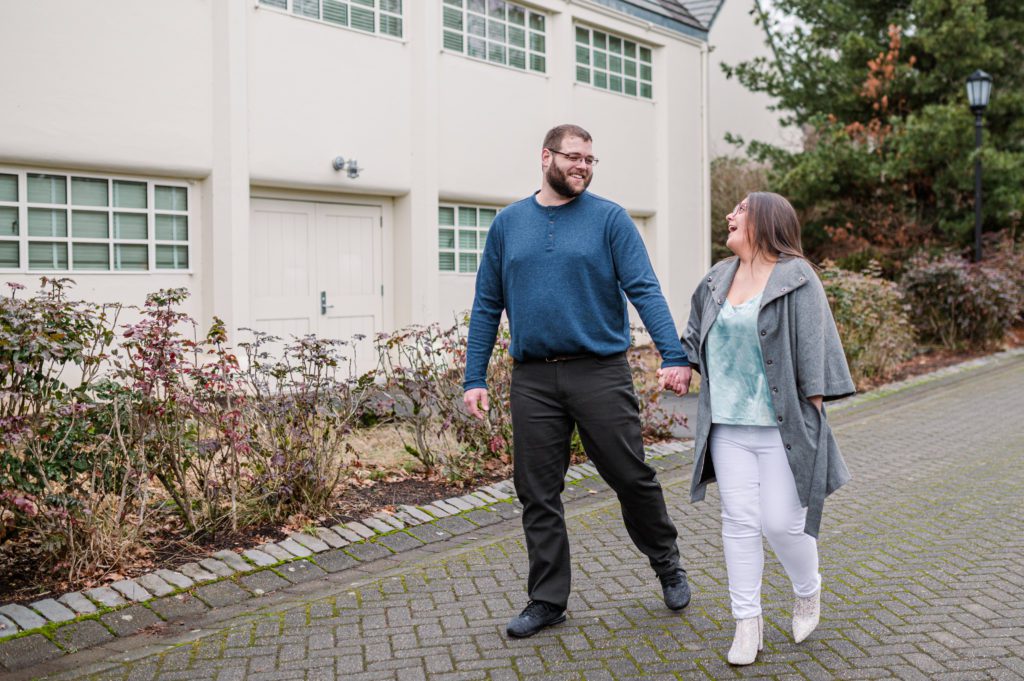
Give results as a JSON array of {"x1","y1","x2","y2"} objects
[
  {"x1": 575, "y1": 26, "x2": 653, "y2": 99},
  {"x1": 442, "y1": 0, "x2": 546, "y2": 73},
  {"x1": 438, "y1": 204, "x2": 498, "y2": 273},
  {"x1": 0, "y1": 170, "x2": 190, "y2": 272},
  {"x1": 258, "y1": 0, "x2": 403, "y2": 38}
]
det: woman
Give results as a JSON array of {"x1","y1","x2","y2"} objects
[{"x1": 677, "y1": 192, "x2": 854, "y2": 664}]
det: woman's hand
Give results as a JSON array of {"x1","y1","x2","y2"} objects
[{"x1": 657, "y1": 366, "x2": 693, "y2": 395}]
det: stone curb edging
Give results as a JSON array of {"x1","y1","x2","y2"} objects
[{"x1": 0, "y1": 441, "x2": 694, "y2": 672}]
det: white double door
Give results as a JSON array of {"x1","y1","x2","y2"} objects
[{"x1": 250, "y1": 198, "x2": 382, "y2": 373}]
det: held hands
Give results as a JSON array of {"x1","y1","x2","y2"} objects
[
  {"x1": 657, "y1": 366, "x2": 692, "y2": 396},
  {"x1": 463, "y1": 388, "x2": 490, "y2": 420}
]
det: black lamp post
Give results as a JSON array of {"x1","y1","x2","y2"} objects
[{"x1": 966, "y1": 69, "x2": 992, "y2": 262}]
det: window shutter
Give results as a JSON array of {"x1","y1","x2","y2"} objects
[
  {"x1": 113, "y1": 180, "x2": 146, "y2": 208},
  {"x1": 0, "y1": 207, "x2": 18, "y2": 237},
  {"x1": 73, "y1": 243, "x2": 110, "y2": 270},
  {"x1": 155, "y1": 186, "x2": 187, "y2": 211},
  {"x1": 0, "y1": 242, "x2": 17, "y2": 268},
  {"x1": 27, "y1": 174, "x2": 66, "y2": 204},
  {"x1": 156, "y1": 245, "x2": 188, "y2": 269},
  {"x1": 293, "y1": 0, "x2": 320, "y2": 19},
  {"x1": 71, "y1": 177, "x2": 108, "y2": 207},
  {"x1": 115, "y1": 244, "x2": 148, "y2": 270},
  {"x1": 72, "y1": 211, "x2": 109, "y2": 238},
  {"x1": 322, "y1": 0, "x2": 348, "y2": 25},
  {"x1": 29, "y1": 242, "x2": 68, "y2": 270},
  {"x1": 114, "y1": 213, "x2": 148, "y2": 240},
  {"x1": 156, "y1": 215, "x2": 188, "y2": 241},
  {"x1": 28, "y1": 209, "x2": 67, "y2": 237},
  {"x1": 0, "y1": 174, "x2": 17, "y2": 201}
]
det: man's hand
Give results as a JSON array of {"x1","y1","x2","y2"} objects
[
  {"x1": 463, "y1": 388, "x2": 490, "y2": 419},
  {"x1": 657, "y1": 366, "x2": 692, "y2": 396}
]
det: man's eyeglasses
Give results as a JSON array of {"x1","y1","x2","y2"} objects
[{"x1": 546, "y1": 148, "x2": 599, "y2": 166}]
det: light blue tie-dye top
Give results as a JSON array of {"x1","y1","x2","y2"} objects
[{"x1": 706, "y1": 292, "x2": 776, "y2": 426}]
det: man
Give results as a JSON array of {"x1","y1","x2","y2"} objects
[{"x1": 463, "y1": 124, "x2": 693, "y2": 638}]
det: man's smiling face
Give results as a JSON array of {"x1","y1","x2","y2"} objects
[{"x1": 543, "y1": 136, "x2": 594, "y2": 198}]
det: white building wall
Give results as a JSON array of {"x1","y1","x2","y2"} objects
[
  {"x1": 247, "y1": 6, "x2": 414, "y2": 193},
  {"x1": 0, "y1": 1, "x2": 213, "y2": 175},
  {"x1": 0, "y1": 0, "x2": 212, "y2": 322},
  {"x1": 707, "y1": 0, "x2": 798, "y2": 157},
  {"x1": 1, "y1": 0, "x2": 712, "y2": 350}
]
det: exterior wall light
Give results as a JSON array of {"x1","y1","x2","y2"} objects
[{"x1": 332, "y1": 156, "x2": 363, "y2": 179}]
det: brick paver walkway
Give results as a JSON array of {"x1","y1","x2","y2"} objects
[{"x1": 18, "y1": 354, "x2": 1024, "y2": 680}]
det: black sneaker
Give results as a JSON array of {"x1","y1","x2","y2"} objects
[
  {"x1": 506, "y1": 600, "x2": 567, "y2": 638},
  {"x1": 660, "y1": 569, "x2": 691, "y2": 611}
]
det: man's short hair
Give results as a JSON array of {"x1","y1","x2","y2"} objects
[{"x1": 542, "y1": 124, "x2": 593, "y2": 151}]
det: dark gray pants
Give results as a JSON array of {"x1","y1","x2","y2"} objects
[{"x1": 509, "y1": 353, "x2": 682, "y2": 609}]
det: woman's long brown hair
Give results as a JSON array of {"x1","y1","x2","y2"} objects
[{"x1": 745, "y1": 191, "x2": 807, "y2": 262}]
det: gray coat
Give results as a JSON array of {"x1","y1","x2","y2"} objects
[{"x1": 682, "y1": 256, "x2": 855, "y2": 537}]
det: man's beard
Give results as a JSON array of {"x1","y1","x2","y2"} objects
[{"x1": 546, "y1": 163, "x2": 591, "y2": 198}]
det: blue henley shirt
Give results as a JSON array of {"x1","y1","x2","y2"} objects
[{"x1": 463, "y1": 190, "x2": 688, "y2": 390}]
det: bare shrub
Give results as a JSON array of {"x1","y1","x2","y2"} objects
[
  {"x1": 820, "y1": 263, "x2": 915, "y2": 386},
  {"x1": 372, "y1": 319, "x2": 512, "y2": 480},
  {"x1": 238, "y1": 331, "x2": 369, "y2": 523}
]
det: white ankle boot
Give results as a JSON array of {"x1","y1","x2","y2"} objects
[
  {"x1": 727, "y1": 614, "x2": 763, "y2": 665},
  {"x1": 792, "y1": 589, "x2": 820, "y2": 643}
]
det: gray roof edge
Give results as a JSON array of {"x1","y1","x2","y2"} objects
[
  {"x1": 587, "y1": 0, "x2": 711, "y2": 40},
  {"x1": 704, "y1": 1, "x2": 727, "y2": 29}
]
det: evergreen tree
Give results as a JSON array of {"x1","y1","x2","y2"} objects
[{"x1": 727, "y1": 0, "x2": 1024, "y2": 268}]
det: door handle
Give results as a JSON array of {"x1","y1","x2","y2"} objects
[{"x1": 320, "y1": 291, "x2": 334, "y2": 315}]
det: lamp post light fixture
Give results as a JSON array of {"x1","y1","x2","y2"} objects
[{"x1": 966, "y1": 69, "x2": 992, "y2": 262}]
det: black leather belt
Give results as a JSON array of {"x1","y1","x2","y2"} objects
[{"x1": 543, "y1": 353, "x2": 594, "y2": 363}]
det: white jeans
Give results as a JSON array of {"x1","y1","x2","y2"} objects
[{"x1": 710, "y1": 424, "x2": 821, "y2": 619}]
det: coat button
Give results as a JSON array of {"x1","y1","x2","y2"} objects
[
  {"x1": 781, "y1": 286, "x2": 788, "y2": 292},
  {"x1": 798, "y1": 276, "x2": 805, "y2": 282},
  {"x1": 777, "y1": 416, "x2": 784, "y2": 422},
  {"x1": 766, "y1": 359, "x2": 773, "y2": 365},
  {"x1": 707, "y1": 277, "x2": 712, "y2": 282},
  {"x1": 772, "y1": 387, "x2": 778, "y2": 393},
  {"x1": 712, "y1": 285, "x2": 717, "y2": 290},
  {"x1": 760, "y1": 330, "x2": 766, "y2": 336},
  {"x1": 786, "y1": 444, "x2": 792, "y2": 450}
]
